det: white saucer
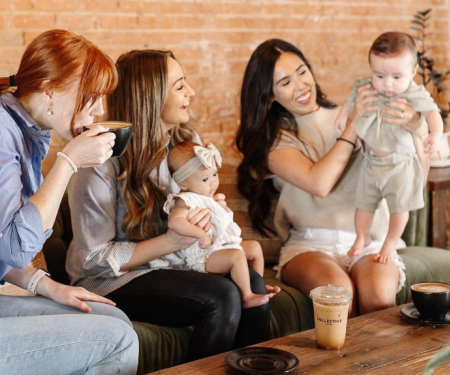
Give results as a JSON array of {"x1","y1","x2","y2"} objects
[{"x1": 430, "y1": 158, "x2": 450, "y2": 168}]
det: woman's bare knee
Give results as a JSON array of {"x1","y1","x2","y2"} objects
[{"x1": 282, "y1": 252, "x2": 355, "y2": 313}]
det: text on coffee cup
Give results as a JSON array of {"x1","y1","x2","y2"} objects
[{"x1": 316, "y1": 317, "x2": 342, "y2": 324}]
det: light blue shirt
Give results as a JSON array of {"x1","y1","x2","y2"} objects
[{"x1": 0, "y1": 93, "x2": 52, "y2": 281}]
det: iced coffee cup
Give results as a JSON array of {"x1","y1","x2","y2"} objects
[{"x1": 310, "y1": 284, "x2": 352, "y2": 350}]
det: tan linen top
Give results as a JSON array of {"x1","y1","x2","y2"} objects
[
  {"x1": 271, "y1": 106, "x2": 389, "y2": 243},
  {"x1": 348, "y1": 77, "x2": 438, "y2": 153}
]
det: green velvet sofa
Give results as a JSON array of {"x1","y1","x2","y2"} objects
[{"x1": 42, "y1": 159, "x2": 450, "y2": 374}]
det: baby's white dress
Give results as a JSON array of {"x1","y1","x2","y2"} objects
[{"x1": 148, "y1": 192, "x2": 243, "y2": 272}]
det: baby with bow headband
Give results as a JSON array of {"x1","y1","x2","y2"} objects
[{"x1": 157, "y1": 141, "x2": 279, "y2": 309}]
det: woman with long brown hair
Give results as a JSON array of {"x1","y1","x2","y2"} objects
[
  {"x1": 67, "y1": 49, "x2": 270, "y2": 362},
  {"x1": 236, "y1": 39, "x2": 428, "y2": 316},
  {"x1": 0, "y1": 29, "x2": 138, "y2": 375}
]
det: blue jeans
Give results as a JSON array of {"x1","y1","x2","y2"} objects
[{"x1": 0, "y1": 295, "x2": 139, "y2": 375}]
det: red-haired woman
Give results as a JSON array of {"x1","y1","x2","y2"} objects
[{"x1": 0, "y1": 30, "x2": 138, "y2": 375}]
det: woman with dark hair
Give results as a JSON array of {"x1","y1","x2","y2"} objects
[
  {"x1": 0, "y1": 29, "x2": 138, "y2": 375},
  {"x1": 67, "y1": 49, "x2": 270, "y2": 362},
  {"x1": 237, "y1": 39, "x2": 428, "y2": 316}
]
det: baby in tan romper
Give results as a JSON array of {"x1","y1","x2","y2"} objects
[{"x1": 335, "y1": 32, "x2": 443, "y2": 263}]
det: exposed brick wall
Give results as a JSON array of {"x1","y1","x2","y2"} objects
[{"x1": 0, "y1": 0, "x2": 449, "y2": 174}]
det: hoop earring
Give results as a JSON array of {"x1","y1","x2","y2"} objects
[{"x1": 47, "y1": 105, "x2": 53, "y2": 115}]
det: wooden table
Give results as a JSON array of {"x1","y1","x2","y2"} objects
[
  {"x1": 428, "y1": 167, "x2": 450, "y2": 250},
  {"x1": 152, "y1": 305, "x2": 450, "y2": 374}
]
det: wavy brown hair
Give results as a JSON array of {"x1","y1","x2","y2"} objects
[
  {"x1": 236, "y1": 39, "x2": 336, "y2": 237},
  {"x1": 0, "y1": 29, "x2": 118, "y2": 138},
  {"x1": 107, "y1": 49, "x2": 195, "y2": 240},
  {"x1": 369, "y1": 32, "x2": 418, "y2": 66}
]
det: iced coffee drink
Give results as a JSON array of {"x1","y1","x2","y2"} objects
[{"x1": 310, "y1": 284, "x2": 352, "y2": 349}]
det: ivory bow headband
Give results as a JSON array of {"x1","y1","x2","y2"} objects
[{"x1": 172, "y1": 143, "x2": 222, "y2": 183}]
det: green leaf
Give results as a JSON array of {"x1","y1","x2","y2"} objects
[
  {"x1": 419, "y1": 9, "x2": 432, "y2": 17},
  {"x1": 411, "y1": 19, "x2": 424, "y2": 26},
  {"x1": 410, "y1": 27, "x2": 423, "y2": 33},
  {"x1": 424, "y1": 346, "x2": 450, "y2": 375}
]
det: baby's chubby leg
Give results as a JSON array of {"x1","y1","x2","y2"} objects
[
  {"x1": 205, "y1": 249, "x2": 274, "y2": 308},
  {"x1": 348, "y1": 209, "x2": 374, "y2": 256},
  {"x1": 242, "y1": 240, "x2": 281, "y2": 295},
  {"x1": 374, "y1": 212, "x2": 409, "y2": 264},
  {"x1": 242, "y1": 240, "x2": 264, "y2": 276}
]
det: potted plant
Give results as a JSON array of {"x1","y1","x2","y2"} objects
[{"x1": 410, "y1": 8, "x2": 450, "y2": 125}]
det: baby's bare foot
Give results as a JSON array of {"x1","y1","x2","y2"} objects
[
  {"x1": 374, "y1": 242, "x2": 396, "y2": 264},
  {"x1": 348, "y1": 235, "x2": 371, "y2": 257},
  {"x1": 242, "y1": 293, "x2": 270, "y2": 309},
  {"x1": 266, "y1": 285, "x2": 281, "y2": 294}
]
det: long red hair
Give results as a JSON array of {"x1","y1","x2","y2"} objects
[{"x1": 0, "y1": 29, "x2": 118, "y2": 137}]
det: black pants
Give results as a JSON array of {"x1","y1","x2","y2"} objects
[{"x1": 107, "y1": 269, "x2": 270, "y2": 361}]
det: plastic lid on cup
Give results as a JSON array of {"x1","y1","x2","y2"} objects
[{"x1": 309, "y1": 284, "x2": 353, "y2": 304}]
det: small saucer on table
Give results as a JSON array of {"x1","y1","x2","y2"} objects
[
  {"x1": 225, "y1": 347, "x2": 299, "y2": 374},
  {"x1": 401, "y1": 303, "x2": 450, "y2": 325}
]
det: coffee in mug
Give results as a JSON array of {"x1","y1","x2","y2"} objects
[
  {"x1": 94, "y1": 121, "x2": 132, "y2": 157},
  {"x1": 411, "y1": 282, "x2": 450, "y2": 321},
  {"x1": 412, "y1": 283, "x2": 450, "y2": 293},
  {"x1": 310, "y1": 284, "x2": 352, "y2": 350}
]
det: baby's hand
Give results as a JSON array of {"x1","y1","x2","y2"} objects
[
  {"x1": 424, "y1": 135, "x2": 441, "y2": 157},
  {"x1": 213, "y1": 193, "x2": 227, "y2": 208},
  {"x1": 198, "y1": 234, "x2": 211, "y2": 249},
  {"x1": 334, "y1": 115, "x2": 348, "y2": 133}
]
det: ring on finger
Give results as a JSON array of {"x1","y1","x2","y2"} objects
[{"x1": 363, "y1": 103, "x2": 369, "y2": 117}]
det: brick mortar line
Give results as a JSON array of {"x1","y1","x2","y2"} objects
[
  {"x1": 4, "y1": 12, "x2": 450, "y2": 18},
  {"x1": 10, "y1": 29, "x2": 442, "y2": 33}
]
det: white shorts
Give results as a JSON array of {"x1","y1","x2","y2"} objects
[{"x1": 274, "y1": 228, "x2": 406, "y2": 292}]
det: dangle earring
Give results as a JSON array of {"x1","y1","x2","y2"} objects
[{"x1": 47, "y1": 105, "x2": 53, "y2": 115}]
